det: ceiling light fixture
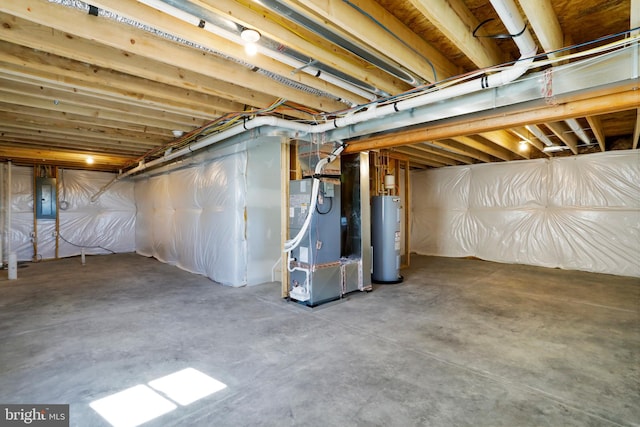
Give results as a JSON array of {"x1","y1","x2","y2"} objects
[
  {"x1": 518, "y1": 140, "x2": 529, "y2": 152},
  {"x1": 86, "y1": 156, "x2": 94, "y2": 165},
  {"x1": 240, "y1": 28, "x2": 260, "y2": 56},
  {"x1": 172, "y1": 130, "x2": 184, "y2": 138},
  {"x1": 240, "y1": 28, "x2": 261, "y2": 43}
]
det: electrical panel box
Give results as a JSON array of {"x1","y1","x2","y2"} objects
[{"x1": 36, "y1": 177, "x2": 57, "y2": 220}]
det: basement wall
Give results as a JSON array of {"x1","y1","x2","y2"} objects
[
  {"x1": 410, "y1": 150, "x2": 640, "y2": 277},
  {"x1": 4, "y1": 165, "x2": 136, "y2": 262},
  {"x1": 134, "y1": 137, "x2": 282, "y2": 287}
]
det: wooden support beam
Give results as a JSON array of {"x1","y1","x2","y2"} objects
[
  {"x1": 545, "y1": 121, "x2": 578, "y2": 154},
  {"x1": 634, "y1": 109, "x2": 640, "y2": 150},
  {"x1": 585, "y1": 115, "x2": 606, "y2": 152},
  {"x1": 344, "y1": 89, "x2": 639, "y2": 153}
]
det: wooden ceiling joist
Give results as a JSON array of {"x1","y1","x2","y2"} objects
[
  {"x1": 545, "y1": 121, "x2": 578, "y2": 154},
  {"x1": 0, "y1": 80, "x2": 203, "y2": 128},
  {"x1": 479, "y1": 130, "x2": 530, "y2": 159},
  {"x1": 634, "y1": 109, "x2": 640, "y2": 150},
  {"x1": 0, "y1": 146, "x2": 131, "y2": 170},
  {"x1": 517, "y1": 0, "x2": 565, "y2": 57},
  {"x1": 409, "y1": 143, "x2": 475, "y2": 164},
  {"x1": 0, "y1": 43, "x2": 244, "y2": 116},
  {"x1": 430, "y1": 140, "x2": 493, "y2": 163},
  {"x1": 274, "y1": 0, "x2": 458, "y2": 83},
  {"x1": 0, "y1": 3, "x2": 344, "y2": 113},
  {"x1": 0, "y1": 102, "x2": 173, "y2": 137},
  {"x1": 393, "y1": 146, "x2": 458, "y2": 166},
  {"x1": 0, "y1": 137, "x2": 149, "y2": 157},
  {"x1": 0, "y1": 90, "x2": 206, "y2": 131},
  {"x1": 90, "y1": 0, "x2": 372, "y2": 105},
  {"x1": 407, "y1": 0, "x2": 503, "y2": 68},
  {"x1": 585, "y1": 115, "x2": 606, "y2": 152}
]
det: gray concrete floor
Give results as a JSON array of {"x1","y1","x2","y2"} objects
[{"x1": 0, "y1": 253, "x2": 638, "y2": 427}]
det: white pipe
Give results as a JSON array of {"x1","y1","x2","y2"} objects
[
  {"x1": 93, "y1": 0, "x2": 537, "y2": 200},
  {"x1": 565, "y1": 118, "x2": 592, "y2": 144}
]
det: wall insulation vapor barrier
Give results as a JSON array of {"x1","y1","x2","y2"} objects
[
  {"x1": 4, "y1": 165, "x2": 135, "y2": 262},
  {"x1": 411, "y1": 150, "x2": 640, "y2": 277},
  {"x1": 135, "y1": 137, "x2": 282, "y2": 287}
]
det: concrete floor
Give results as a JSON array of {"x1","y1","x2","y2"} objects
[{"x1": 0, "y1": 253, "x2": 638, "y2": 427}]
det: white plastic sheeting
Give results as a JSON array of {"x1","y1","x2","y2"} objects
[
  {"x1": 411, "y1": 150, "x2": 640, "y2": 277},
  {"x1": 134, "y1": 138, "x2": 283, "y2": 287},
  {"x1": 135, "y1": 151, "x2": 248, "y2": 286},
  {"x1": 4, "y1": 166, "x2": 136, "y2": 262},
  {"x1": 57, "y1": 169, "x2": 136, "y2": 257},
  {"x1": 6, "y1": 166, "x2": 33, "y2": 262}
]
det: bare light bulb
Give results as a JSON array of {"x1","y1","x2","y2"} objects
[
  {"x1": 518, "y1": 140, "x2": 529, "y2": 152},
  {"x1": 86, "y1": 156, "x2": 94, "y2": 165},
  {"x1": 244, "y1": 43, "x2": 258, "y2": 56}
]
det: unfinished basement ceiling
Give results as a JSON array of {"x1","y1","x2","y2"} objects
[{"x1": 0, "y1": 0, "x2": 637, "y2": 171}]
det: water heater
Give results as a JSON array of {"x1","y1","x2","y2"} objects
[{"x1": 371, "y1": 195, "x2": 403, "y2": 284}]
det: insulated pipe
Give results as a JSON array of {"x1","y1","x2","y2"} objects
[{"x1": 92, "y1": 0, "x2": 536, "y2": 200}]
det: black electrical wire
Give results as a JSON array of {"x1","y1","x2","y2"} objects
[
  {"x1": 315, "y1": 194, "x2": 333, "y2": 215},
  {"x1": 58, "y1": 233, "x2": 116, "y2": 254},
  {"x1": 472, "y1": 18, "x2": 527, "y2": 39}
]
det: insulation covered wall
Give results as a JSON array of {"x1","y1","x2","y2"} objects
[
  {"x1": 411, "y1": 150, "x2": 640, "y2": 277},
  {"x1": 134, "y1": 138, "x2": 283, "y2": 287},
  {"x1": 3, "y1": 166, "x2": 136, "y2": 262},
  {"x1": 135, "y1": 151, "x2": 248, "y2": 286}
]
